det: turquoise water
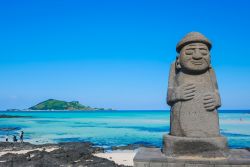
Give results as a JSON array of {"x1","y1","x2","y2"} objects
[{"x1": 0, "y1": 110, "x2": 250, "y2": 149}]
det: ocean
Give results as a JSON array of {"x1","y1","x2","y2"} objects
[{"x1": 0, "y1": 110, "x2": 250, "y2": 149}]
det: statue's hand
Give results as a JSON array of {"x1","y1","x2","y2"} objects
[
  {"x1": 203, "y1": 93, "x2": 216, "y2": 111},
  {"x1": 176, "y1": 83, "x2": 196, "y2": 101}
]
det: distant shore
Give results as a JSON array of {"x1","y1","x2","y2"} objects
[
  {"x1": 4, "y1": 109, "x2": 115, "y2": 112},
  {"x1": 0, "y1": 114, "x2": 32, "y2": 118},
  {"x1": 2, "y1": 109, "x2": 250, "y2": 112}
]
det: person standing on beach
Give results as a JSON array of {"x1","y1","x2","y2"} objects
[
  {"x1": 5, "y1": 136, "x2": 8, "y2": 142},
  {"x1": 20, "y1": 131, "x2": 24, "y2": 143},
  {"x1": 13, "y1": 135, "x2": 17, "y2": 142}
]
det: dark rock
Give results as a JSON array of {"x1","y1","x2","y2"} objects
[
  {"x1": 0, "y1": 114, "x2": 32, "y2": 118},
  {"x1": 0, "y1": 127, "x2": 21, "y2": 131},
  {"x1": 0, "y1": 142, "x2": 130, "y2": 167}
]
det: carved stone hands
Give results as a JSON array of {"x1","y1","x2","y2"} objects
[
  {"x1": 203, "y1": 93, "x2": 219, "y2": 111},
  {"x1": 175, "y1": 83, "x2": 196, "y2": 101}
]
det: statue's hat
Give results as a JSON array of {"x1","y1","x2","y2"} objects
[{"x1": 176, "y1": 32, "x2": 212, "y2": 53}]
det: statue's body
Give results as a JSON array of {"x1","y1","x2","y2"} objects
[{"x1": 167, "y1": 32, "x2": 221, "y2": 138}]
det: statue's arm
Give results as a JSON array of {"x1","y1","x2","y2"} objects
[
  {"x1": 209, "y1": 68, "x2": 221, "y2": 108},
  {"x1": 167, "y1": 63, "x2": 178, "y2": 106},
  {"x1": 167, "y1": 62, "x2": 196, "y2": 106}
]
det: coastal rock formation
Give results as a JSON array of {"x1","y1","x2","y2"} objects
[
  {"x1": 0, "y1": 127, "x2": 20, "y2": 131},
  {"x1": 0, "y1": 115, "x2": 32, "y2": 118},
  {"x1": 0, "y1": 142, "x2": 129, "y2": 167}
]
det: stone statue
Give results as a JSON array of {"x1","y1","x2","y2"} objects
[
  {"x1": 167, "y1": 32, "x2": 221, "y2": 138},
  {"x1": 134, "y1": 32, "x2": 250, "y2": 166}
]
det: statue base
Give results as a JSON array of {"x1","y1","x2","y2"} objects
[
  {"x1": 134, "y1": 134, "x2": 250, "y2": 167},
  {"x1": 134, "y1": 147, "x2": 250, "y2": 167},
  {"x1": 163, "y1": 134, "x2": 228, "y2": 156}
]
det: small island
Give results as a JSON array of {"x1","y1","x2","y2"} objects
[{"x1": 28, "y1": 99, "x2": 110, "y2": 111}]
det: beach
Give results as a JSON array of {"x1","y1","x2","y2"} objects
[{"x1": 94, "y1": 150, "x2": 136, "y2": 166}]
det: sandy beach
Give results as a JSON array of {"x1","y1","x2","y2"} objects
[
  {"x1": 0, "y1": 146, "x2": 59, "y2": 157},
  {"x1": 94, "y1": 150, "x2": 137, "y2": 166}
]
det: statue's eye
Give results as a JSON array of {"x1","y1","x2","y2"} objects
[
  {"x1": 200, "y1": 49, "x2": 208, "y2": 55},
  {"x1": 185, "y1": 50, "x2": 193, "y2": 55}
]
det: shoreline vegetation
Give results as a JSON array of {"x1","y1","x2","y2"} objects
[{"x1": 6, "y1": 99, "x2": 112, "y2": 111}]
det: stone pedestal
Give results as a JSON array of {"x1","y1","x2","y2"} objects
[
  {"x1": 134, "y1": 134, "x2": 250, "y2": 167},
  {"x1": 134, "y1": 147, "x2": 250, "y2": 167},
  {"x1": 163, "y1": 134, "x2": 228, "y2": 156}
]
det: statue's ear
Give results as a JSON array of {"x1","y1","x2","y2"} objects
[
  {"x1": 208, "y1": 56, "x2": 212, "y2": 69},
  {"x1": 175, "y1": 55, "x2": 181, "y2": 70}
]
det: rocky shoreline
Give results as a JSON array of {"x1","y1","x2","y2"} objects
[
  {"x1": 0, "y1": 142, "x2": 131, "y2": 167},
  {"x1": 0, "y1": 114, "x2": 32, "y2": 118}
]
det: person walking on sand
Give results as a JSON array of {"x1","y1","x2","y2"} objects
[
  {"x1": 20, "y1": 131, "x2": 24, "y2": 143},
  {"x1": 13, "y1": 135, "x2": 17, "y2": 142}
]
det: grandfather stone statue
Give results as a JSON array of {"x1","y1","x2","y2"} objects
[
  {"x1": 162, "y1": 32, "x2": 228, "y2": 156},
  {"x1": 134, "y1": 32, "x2": 250, "y2": 167},
  {"x1": 167, "y1": 32, "x2": 221, "y2": 138}
]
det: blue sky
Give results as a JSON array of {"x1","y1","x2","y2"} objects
[{"x1": 0, "y1": 0, "x2": 250, "y2": 110}]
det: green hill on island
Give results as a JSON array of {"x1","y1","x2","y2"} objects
[{"x1": 29, "y1": 99, "x2": 107, "y2": 111}]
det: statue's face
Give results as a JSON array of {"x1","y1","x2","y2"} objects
[{"x1": 179, "y1": 43, "x2": 210, "y2": 73}]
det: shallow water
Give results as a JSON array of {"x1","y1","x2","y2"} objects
[{"x1": 0, "y1": 110, "x2": 250, "y2": 149}]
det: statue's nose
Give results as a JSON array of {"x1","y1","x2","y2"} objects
[{"x1": 192, "y1": 49, "x2": 202, "y2": 60}]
